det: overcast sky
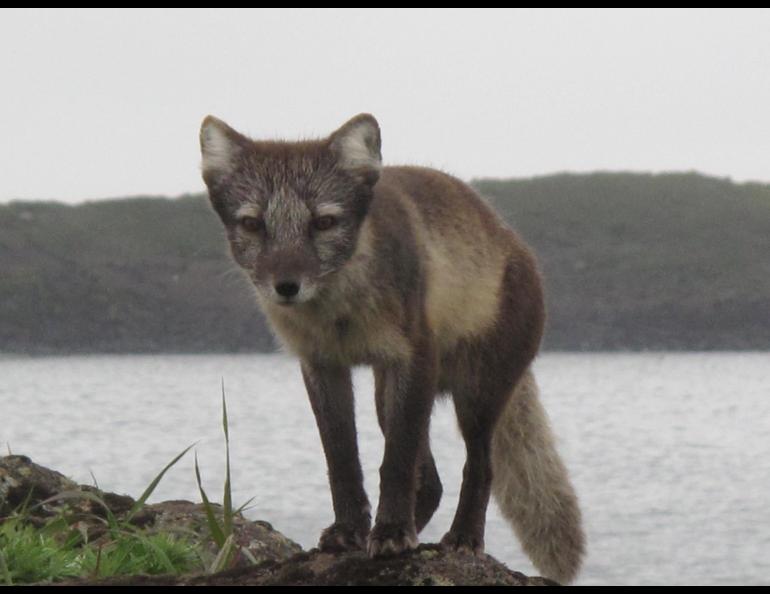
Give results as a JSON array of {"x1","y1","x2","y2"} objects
[{"x1": 2, "y1": 8, "x2": 769, "y2": 203}]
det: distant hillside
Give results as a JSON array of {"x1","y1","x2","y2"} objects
[
  {"x1": 475, "y1": 173, "x2": 770, "y2": 350},
  {"x1": 1, "y1": 172, "x2": 768, "y2": 353},
  {"x1": 0, "y1": 196, "x2": 273, "y2": 353}
]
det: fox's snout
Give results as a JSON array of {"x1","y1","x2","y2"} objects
[
  {"x1": 265, "y1": 276, "x2": 317, "y2": 306},
  {"x1": 275, "y1": 280, "x2": 300, "y2": 299},
  {"x1": 256, "y1": 247, "x2": 321, "y2": 305}
]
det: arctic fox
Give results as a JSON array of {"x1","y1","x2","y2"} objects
[{"x1": 199, "y1": 114, "x2": 584, "y2": 583}]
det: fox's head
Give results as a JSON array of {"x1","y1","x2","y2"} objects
[{"x1": 199, "y1": 114, "x2": 381, "y2": 306}]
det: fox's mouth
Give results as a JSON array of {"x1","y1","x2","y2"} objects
[{"x1": 271, "y1": 291, "x2": 312, "y2": 307}]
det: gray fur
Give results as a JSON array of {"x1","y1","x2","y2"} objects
[
  {"x1": 199, "y1": 113, "x2": 585, "y2": 583},
  {"x1": 491, "y1": 370, "x2": 585, "y2": 584}
]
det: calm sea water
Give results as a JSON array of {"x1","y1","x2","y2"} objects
[{"x1": 1, "y1": 352, "x2": 768, "y2": 585}]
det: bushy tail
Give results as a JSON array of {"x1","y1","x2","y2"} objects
[{"x1": 491, "y1": 369, "x2": 585, "y2": 584}]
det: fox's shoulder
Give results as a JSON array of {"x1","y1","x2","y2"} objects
[
  {"x1": 367, "y1": 165, "x2": 537, "y2": 350},
  {"x1": 371, "y1": 165, "x2": 510, "y2": 245},
  {"x1": 377, "y1": 165, "x2": 466, "y2": 195}
]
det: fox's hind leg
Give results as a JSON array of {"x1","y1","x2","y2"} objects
[
  {"x1": 441, "y1": 259, "x2": 543, "y2": 554},
  {"x1": 374, "y1": 367, "x2": 443, "y2": 534},
  {"x1": 441, "y1": 370, "x2": 516, "y2": 554},
  {"x1": 414, "y1": 447, "x2": 442, "y2": 532}
]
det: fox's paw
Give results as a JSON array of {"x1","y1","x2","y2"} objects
[
  {"x1": 440, "y1": 529, "x2": 485, "y2": 556},
  {"x1": 318, "y1": 521, "x2": 368, "y2": 552},
  {"x1": 366, "y1": 522, "x2": 418, "y2": 557}
]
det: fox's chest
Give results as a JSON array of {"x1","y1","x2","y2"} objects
[{"x1": 265, "y1": 305, "x2": 411, "y2": 366}]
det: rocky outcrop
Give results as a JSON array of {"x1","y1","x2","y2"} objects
[
  {"x1": 54, "y1": 545, "x2": 555, "y2": 586},
  {"x1": 0, "y1": 455, "x2": 301, "y2": 565},
  {"x1": 1, "y1": 455, "x2": 553, "y2": 586}
]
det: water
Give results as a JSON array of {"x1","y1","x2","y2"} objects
[{"x1": 1, "y1": 352, "x2": 768, "y2": 585}]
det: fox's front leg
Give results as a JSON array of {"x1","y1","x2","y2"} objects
[
  {"x1": 301, "y1": 361, "x2": 371, "y2": 551},
  {"x1": 368, "y1": 341, "x2": 437, "y2": 557}
]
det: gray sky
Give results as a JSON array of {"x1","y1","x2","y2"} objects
[{"x1": 2, "y1": 8, "x2": 769, "y2": 203}]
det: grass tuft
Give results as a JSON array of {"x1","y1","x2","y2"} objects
[{"x1": 1, "y1": 385, "x2": 259, "y2": 583}]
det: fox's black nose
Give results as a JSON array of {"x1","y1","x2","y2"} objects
[{"x1": 275, "y1": 281, "x2": 300, "y2": 299}]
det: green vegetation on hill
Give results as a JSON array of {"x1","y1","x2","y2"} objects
[
  {"x1": 0, "y1": 196, "x2": 272, "y2": 353},
  {"x1": 475, "y1": 172, "x2": 770, "y2": 349},
  {"x1": 1, "y1": 172, "x2": 768, "y2": 353}
]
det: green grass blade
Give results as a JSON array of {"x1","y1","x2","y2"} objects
[
  {"x1": 125, "y1": 443, "x2": 195, "y2": 524},
  {"x1": 92, "y1": 544, "x2": 103, "y2": 578},
  {"x1": 234, "y1": 496, "x2": 257, "y2": 516},
  {"x1": 221, "y1": 378, "x2": 230, "y2": 443},
  {"x1": 240, "y1": 547, "x2": 259, "y2": 566},
  {"x1": 208, "y1": 534, "x2": 235, "y2": 574},
  {"x1": 36, "y1": 489, "x2": 118, "y2": 529},
  {"x1": 133, "y1": 534, "x2": 176, "y2": 574},
  {"x1": 0, "y1": 550, "x2": 12, "y2": 586},
  {"x1": 194, "y1": 451, "x2": 225, "y2": 548},
  {"x1": 221, "y1": 380, "x2": 233, "y2": 538}
]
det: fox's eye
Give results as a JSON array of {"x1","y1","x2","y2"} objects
[
  {"x1": 239, "y1": 216, "x2": 264, "y2": 233},
  {"x1": 312, "y1": 215, "x2": 338, "y2": 231}
]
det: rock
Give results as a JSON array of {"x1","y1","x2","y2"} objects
[
  {"x1": 0, "y1": 455, "x2": 137, "y2": 525},
  {"x1": 0, "y1": 455, "x2": 79, "y2": 518},
  {"x1": 0, "y1": 455, "x2": 301, "y2": 565},
  {"x1": 143, "y1": 500, "x2": 302, "y2": 565},
  {"x1": 1, "y1": 456, "x2": 553, "y2": 586},
  {"x1": 52, "y1": 545, "x2": 556, "y2": 586}
]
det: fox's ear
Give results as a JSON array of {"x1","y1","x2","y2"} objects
[
  {"x1": 329, "y1": 114, "x2": 382, "y2": 184},
  {"x1": 200, "y1": 116, "x2": 249, "y2": 183}
]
